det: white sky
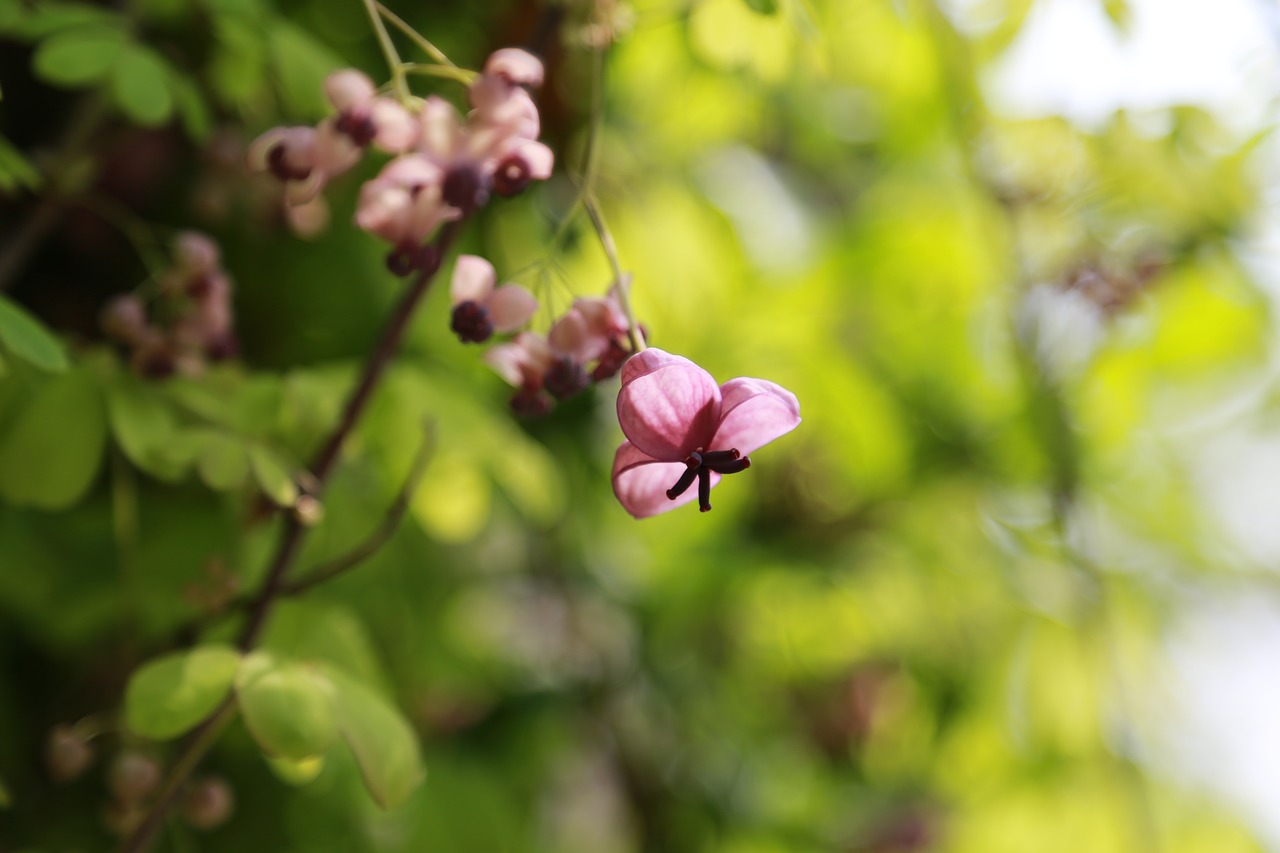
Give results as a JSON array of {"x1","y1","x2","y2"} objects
[{"x1": 975, "y1": 0, "x2": 1280, "y2": 847}]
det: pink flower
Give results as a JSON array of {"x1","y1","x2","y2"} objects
[
  {"x1": 611, "y1": 349, "x2": 800, "y2": 518},
  {"x1": 450, "y1": 255, "x2": 537, "y2": 343},
  {"x1": 324, "y1": 69, "x2": 417, "y2": 153},
  {"x1": 484, "y1": 331, "x2": 556, "y2": 416},
  {"x1": 355, "y1": 155, "x2": 457, "y2": 264}
]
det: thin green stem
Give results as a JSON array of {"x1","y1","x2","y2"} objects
[
  {"x1": 583, "y1": 194, "x2": 643, "y2": 352},
  {"x1": 399, "y1": 62, "x2": 475, "y2": 86},
  {"x1": 376, "y1": 2, "x2": 457, "y2": 68},
  {"x1": 362, "y1": 0, "x2": 410, "y2": 102}
]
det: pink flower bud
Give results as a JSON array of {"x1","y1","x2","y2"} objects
[
  {"x1": 108, "y1": 751, "x2": 162, "y2": 803},
  {"x1": 46, "y1": 724, "x2": 94, "y2": 782},
  {"x1": 183, "y1": 776, "x2": 235, "y2": 830}
]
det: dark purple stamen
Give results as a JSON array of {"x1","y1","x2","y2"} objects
[
  {"x1": 491, "y1": 153, "x2": 531, "y2": 197},
  {"x1": 442, "y1": 164, "x2": 490, "y2": 213},
  {"x1": 335, "y1": 111, "x2": 378, "y2": 147},
  {"x1": 385, "y1": 242, "x2": 437, "y2": 277},
  {"x1": 451, "y1": 301, "x2": 493, "y2": 343},
  {"x1": 266, "y1": 145, "x2": 311, "y2": 182},
  {"x1": 665, "y1": 446, "x2": 751, "y2": 512},
  {"x1": 544, "y1": 357, "x2": 589, "y2": 400}
]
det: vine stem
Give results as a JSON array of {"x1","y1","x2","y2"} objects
[
  {"x1": 115, "y1": 221, "x2": 462, "y2": 853},
  {"x1": 362, "y1": 0, "x2": 410, "y2": 102},
  {"x1": 376, "y1": 2, "x2": 457, "y2": 68}
]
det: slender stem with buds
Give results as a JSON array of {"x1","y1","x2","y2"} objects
[{"x1": 116, "y1": 222, "x2": 461, "y2": 853}]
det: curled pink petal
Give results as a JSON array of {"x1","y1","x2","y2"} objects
[
  {"x1": 484, "y1": 48, "x2": 545, "y2": 87},
  {"x1": 419, "y1": 96, "x2": 464, "y2": 162},
  {"x1": 611, "y1": 441, "x2": 721, "y2": 519},
  {"x1": 312, "y1": 119, "x2": 362, "y2": 176},
  {"x1": 514, "y1": 140, "x2": 554, "y2": 180},
  {"x1": 548, "y1": 309, "x2": 590, "y2": 361},
  {"x1": 451, "y1": 255, "x2": 496, "y2": 305},
  {"x1": 247, "y1": 127, "x2": 314, "y2": 176},
  {"x1": 286, "y1": 195, "x2": 330, "y2": 239},
  {"x1": 711, "y1": 378, "x2": 801, "y2": 456},
  {"x1": 370, "y1": 98, "x2": 418, "y2": 152},
  {"x1": 283, "y1": 169, "x2": 325, "y2": 205},
  {"x1": 617, "y1": 349, "x2": 722, "y2": 461},
  {"x1": 488, "y1": 284, "x2": 538, "y2": 332},
  {"x1": 325, "y1": 69, "x2": 376, "y2": 111},
  {"x1": 484, "y1": 331, "x2": 552, "y2": 388}
]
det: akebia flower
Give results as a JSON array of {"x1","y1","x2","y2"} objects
[
  {"x1": 611, "y1": 349, "x2": 800, "y2": 518},
  {"x1": 450, "y1": 255, "x2": 537, "y2": 343}
]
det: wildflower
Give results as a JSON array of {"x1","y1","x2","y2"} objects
[
  {"x1": 611, "y1": 349, "x2": 800, "y2": 518},
  {"x1": 355, "y1": 155, "x2": 457, "y2": 268},
  {"x1": 484, "y1": 331, "x2": 559, "y2": 415},
  {"x1": 449, "y1": 255, "x2": 537, "y2": 343}
]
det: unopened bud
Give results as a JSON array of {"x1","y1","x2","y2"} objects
[
  {"x1": 108, "y1": 751, "x2": 162, "y2": 803},
  {"x1": 46, "y1": 724, "x2": 95, "y2": 782},
  {"x1": 294, "y1": 495, "x2": 324, "y2": 526},
  {"x1": 182, "y1": 775, "x2": 234, "y2": 830},
  {"x1": 103, "y1": 799, "x2": 147, "y2": 836},
  {"x1": 100, "y1": 294, "x2": 149, "y2": 344}
]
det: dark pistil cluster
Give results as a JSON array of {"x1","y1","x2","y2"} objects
[
  {"x1": 451, "y1": 301, "x2": 494, "y2": 343},
  {"x1": 666, "y1": 448, "x2": 751, "y2": 513}
]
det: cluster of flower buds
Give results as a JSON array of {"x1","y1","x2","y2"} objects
[
  {"x1": 101, "y1": 232, "x2": 237, "y2": 378},
  {"x1": 250, "y1": 49, "x2": 554, "y2": 273},
  {"x1": 442, "y1": 254, "x2": 641, "y2": 416}
]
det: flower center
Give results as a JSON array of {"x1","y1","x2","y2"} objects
[
  {"x1": 665, "y1": 447, "x2": 751, "y2": 513},
  {"x1": 451, "y1": 300, "x2": 494, "y2": 343},
  {"x1": 335, "y1": 111, "x2": 378, "y2": 147}
]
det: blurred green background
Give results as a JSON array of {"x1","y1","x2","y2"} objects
[{"x1": 1, "y1": 0, "x2": 1278, "y2": 849}]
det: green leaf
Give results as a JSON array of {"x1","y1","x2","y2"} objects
[
  {"x1": 743, "y1": 0, "x2": 778, "y2": 13},
  {"x1": 31, "y1": 25, "x2": 127, "y2": 87},
  {"x1": 268, "y1": 23, "x2": 341, "y2": 118},
  {"x1": 0, "y1": 296, "x2": 67, "y2": 372},
  {"x1": 124, "y1": 644, "x2": 240, "y2": 739},
  {"x1": 197, "y1": 431, "x2": 249, "y2": 491},
  {"x1": 265, "y1": 753, "x2": 325, "y2": 785},
  {"x1": 169, "y1": 73, "x2": 212, "y2": 141},
  {"x1": 110, "y1": 46, "x2": 173, "y2": 126},
  {"x1": 0, "y1": 134, "x2": 42, "y2": 194},
  {"x1": 6, "y1": 2, "x2": 123, "y2": 39},
  {"x1": 248, "y1": 446, "x2": 297, "y2": 506},
  {"x1": 322, "y1": 666, "x2": 424, "y2": 809},
  {"x1": 107, "y1": 377, "x2": 187, "y2": 480},
  {"x1": 0, "y1": 369, "x2": 106, "y2": 509},
  {"x1": 235, "y1": 652, "x2": 338, "y2": 761}
]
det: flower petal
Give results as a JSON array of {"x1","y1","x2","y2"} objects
[
  {"x1": 548, "y1": 309, "x2": 589, "y2": 361},
  {"x1": 617, "y1": 348, "x2": 721, "y2": 461},
  {"x1": 285, "y1": 195, "x2": 330, "y2": 239},
  {"x1": 488, "y1": 284, "x2": 538, "y2": 332},
  {"x1": 370, "y1": 98, "x2": 418, "y2": 152},
  {"x1": 483, "y1": 48, "x2": 545, "y2": 87},
  {"x1": 325, "y1": 69, "x2": 376, "y2": 111},
  {"x1": 710, "y1": 377, "x2": 801, "y2": 456},
  {"x1": 611, "y1": 441, "x2": 721, "y2": 519},
  {"x1": 516, "y1": 140, "x2": 554, "y2": 179},
  {"x1": 451, "y1": 255, "x2": 496, "y2": 305}
]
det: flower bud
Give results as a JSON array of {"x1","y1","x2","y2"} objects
[
  {"x1": 182, "y1": 775, "x2": 234, "y2": 830},
  {"x1": 108, "y1": 751, "x2": 162, "y2": 803},
  {"x1": 46, "y1": 724, "x2": 95, "y2": 782},
  {"x1": 100, "y1": 294, "x2": 149, "y2": 344}
]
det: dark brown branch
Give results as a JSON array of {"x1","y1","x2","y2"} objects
[
  {"x1": 116, "y1": 220, "x2": 462, "y2": 853},
  {"x1": 280, "y1": 421, "x2": 435, "y2": 598}
]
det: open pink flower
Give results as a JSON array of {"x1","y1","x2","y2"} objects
[
  {"x1": 484, "y1": 331, "x2": 556, "y2": 416},
  {"x1": 611, "y1": 349, "x2": 800, "y2": 518},
  {"x1": 450, "y1": 255, "x2": 537, "y2": 343}
]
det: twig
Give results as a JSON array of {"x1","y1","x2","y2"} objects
[
  {"x1": 116, "y1": 220, "x2": 462, "y2": 853},
  {"x1": 280, "y1": 422, "x2": 435, "y2": 598},
  {"x1": 375, "y1": 2, "x2": 457, "y2": 68},
  {"x1": 582, "y1": 194, "x2": 643, "y2": 352},
  {"x1": 362, "y1": 0, "x2": 411, "y2": 102}
]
